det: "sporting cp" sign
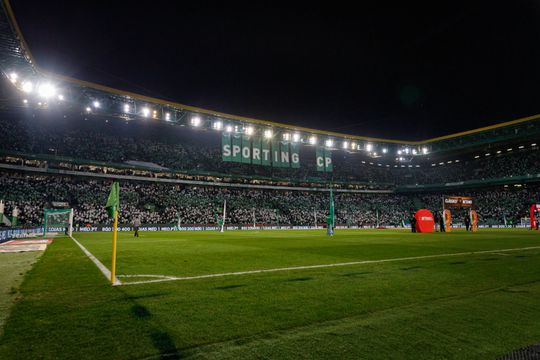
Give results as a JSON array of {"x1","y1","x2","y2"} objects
[{"x1": 221, "y1": 133, "x2": 332, "y2": 171}]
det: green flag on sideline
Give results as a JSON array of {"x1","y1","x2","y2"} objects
[
  {"x1": 105, "y1": 182, "x2": 120, "y2": 218},
  {"x1": 327, "y1": 187, "x2": 335, "y2": 227}
]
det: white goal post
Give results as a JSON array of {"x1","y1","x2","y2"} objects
[{"x1": 43, "y1": 208, "x2": 74, "y2": 237}]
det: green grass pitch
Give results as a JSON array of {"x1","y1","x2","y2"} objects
[{"x1": 2, "y1": 228, "x2": 540, "y2": 359}]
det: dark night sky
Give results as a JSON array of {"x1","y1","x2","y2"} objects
[{"x1": 11, "y1": 1, "x2": 540, "y2": 140}]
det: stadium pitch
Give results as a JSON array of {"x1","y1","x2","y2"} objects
[{"x1": 2, "y1": 229, "x2": 540, "y2": 359}]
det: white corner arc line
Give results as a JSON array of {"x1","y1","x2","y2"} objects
[
  {"x1": 118, "y1": 245, "x2": 540, "y2": 286},
  {"x1": 69, "y1": 235, "x2": 121, "y2": 285}
]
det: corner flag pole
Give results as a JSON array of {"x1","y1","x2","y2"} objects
[{"x1": 111, "y1": 210, "x2": 119, "y2": 285}]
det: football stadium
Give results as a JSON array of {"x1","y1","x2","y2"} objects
[{"x1": 1, "y1": 1, "x2": 540, "y2": 359}]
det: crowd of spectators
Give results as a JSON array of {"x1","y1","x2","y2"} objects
[
  {"x1": 0, "y1": 172, "x2": 537, "y2": 227},
  {"x1": 1, "y1": 114, "x2": 540, "y2": 188}
]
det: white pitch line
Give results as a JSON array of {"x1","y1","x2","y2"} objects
[
  {"x1": 70, "y1": 235, "x2": 121, "y2": 285},
  {"x1": 118, "y1": 245, "x2": 540, "y2": 286}
]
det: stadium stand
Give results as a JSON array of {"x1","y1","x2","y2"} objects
[{"x1": 0, "y1": 171, "x2": 537, "y2": 227}]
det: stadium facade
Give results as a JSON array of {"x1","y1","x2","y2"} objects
[{"x1": 1, "y1": 0, "x2": 540, "y2": 230}]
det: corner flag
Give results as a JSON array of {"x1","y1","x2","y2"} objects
[
  {"x1": 105, "y1": 182, "x2": 120, "y2": 285},
  {"x1": 105, "y1": 182, "x2": 120, "y2": 218}
]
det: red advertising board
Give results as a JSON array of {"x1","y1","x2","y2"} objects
[{"x1": 414, "y1": 209, "x2": 435, "y2": 233}]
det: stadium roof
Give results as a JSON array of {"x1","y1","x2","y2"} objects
[{"x1": 1, "y1": 0, "x2": 540, "y2": 155}]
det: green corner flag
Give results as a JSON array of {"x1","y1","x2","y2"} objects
[{"x1": 105, "y1": 182, "x2": 120, "y2": 217}]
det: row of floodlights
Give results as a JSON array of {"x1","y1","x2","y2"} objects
[
  {"x1": 473, "y1": 144, "x2": 537, "y2": 159},
  {"x1": 10, "y1": 72, "x2": 431, "y2": 154},
  {"x1": 11, "y1": 73, "x2": 65, "y2": 101}
]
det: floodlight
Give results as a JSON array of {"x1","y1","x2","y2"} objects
[
  {"x1": 123, "y1": 104, "x2": 130, "y2": 112},
  {"x1": 92, "y1": 100, "x2": 100, "y2": 108},
  {"x1": 365, "y1": 143, "x2": 373, "y2": 152},
  {"x1": 325, "y1": 139, "x2": 333, "y2": 147},
  {"x1": 58, "y1": 94, "x2": 64, "y2": 101},
  {"x1": 85, "y1": 106, "x2": 91, "y2": 113},
  {"x1": 191, "y1": 116, "x2": 201, "y2": 126},
  {"x1": 142, "y1": 107, "x2": 150, "y2": 117},
  {"x1": 22, "y1": 99, "x2": 28, "y2": 104},
  {"x1": 225, "y1": 125, "x2": 233, "y2": 133},
  {"x1": 343, "y1": 141, "x2": 349, "y2": 149},
  {"x1": 292, "y1": 133, "x2": 300, "y2": 142},
  {"x1": 38, "y1": 83, "x2": 56, "y2": 98},
  {"x1": 309, "y1": 136, "x2": 317, "y2": 145},
  {"x1": 213, "y1": 121, "x2": 223, "y2": 130},
  {"x1": 245, "y1": 126, "x2": 254, "y2": 135},
  {"x1": 351, "y1": 142, "x2": 357, "y2": 149},
  {"x1": 422, "y1": 147, "x2": 428, "y2": 154},
  {"x1": 22, "y1": 81, "x2": 33, "y2": 93},
  {"x1": 165, "y1": 113, "x2": 171, "y2": 121},
  {"x1": 382, "y1": 148, "x2": 387, "y2": 153},
  {"x1": 9, "y1": 72, "x2": 17, "y2": 83},
  {"x1": 412, "y1": 149, "x2": 417, "y2": 155},
  {"x1": 397, "y1": 150, "x2": 402, "y2": 155},
  {"x1": 264, "y1": 129, "x2": 273, "y2": 139},
  {"x1": 405, "y1": 148, "x2": 410, "y2": 154}
]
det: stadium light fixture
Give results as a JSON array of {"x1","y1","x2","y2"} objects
[
  {"x1": 123, "y1": 104, "x2": 130, "y2": 113},
  {"x1": 22, "y1": 81, "x2": 33, "y2": 93},
  {"x1": 142, "y1": 107, "x2": 150, "y2": 117},
  {"x1": 382, "y1": 148, "x2": 387, "y2": 154},
  {"x1": 37, "y1": 83, "x2": 56, "y2": 98},
  {"x1": 225, "y1": 125, "x2": 233, "y2": 133},
  {"x1": 245, "y1": 126, "x2": 254, "y2": 135},
  {"x1": 22, "y1": 99, "x2": 28, "y2": 104},
  {"x1": 92, "y1": 100, "x2": 100, "y2": 108},
  {"x1": 58, "y1": 94, "x2": 64, "y2": 101},
  {"x1": 397, "y1": 150, "x2": 402, "y2": 155},
  {"x1": 152, "y1": 110, "x2": 158, "y2": 119},
  {"x1": 165, "y1": 113, "x2": 171, "y2": 121},
  {"x1": 9, "y1": 72, "x2": 17, "y2": 83},
  {"x1": 365, "y1": 143, "x2": 373, "y2": 152},
  {"x1": 213, "y1": 121, "x2": 223, "y2": 130},
  {"x1": 264, "y1": 129, "x2": 273, "y2": 139},
  {"x1": 292, "y1": 133, "x2": 300, "y2": 142},
  {"x1": 405, "y1": 148, "x2": 410, "y2": 154},
  {"x1": 85, "y1": 106, "x2": 91, "y2": 113},
  {"x1": 191, "y1": 116, "x2": 201, "y2": 127},
  {"x1": 373, "y1": 152, "x2": 378, "y2": 156},
  {"x1": 422, "y1": 147, "x2": 428, "y2": 154},
  {"x1": 351, "y1": 142, "x2": 357, "y2": 149},
  {"x1": 412, "y1": 149, "x2": 417, "y2": 155},
  {"x1": 325, "y1": 139, "x2": 333, "y2": 147},
  {"x1": 309, "y1": 136, "x2": 317, "y2": 145},
  {"x1": 282, "y1": 133, "x2": 290, "y2": 141},
  {"x1": 343, "y1": 141, "x2": 349, "y2": 149}
]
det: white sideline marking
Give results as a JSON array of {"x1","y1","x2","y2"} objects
[
  {"x1": 69, "y1": 235, "x2": 121, "y2": 285},
  {"x1": 118, "y1": 245, "x2": 540, "y2": 286}
]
